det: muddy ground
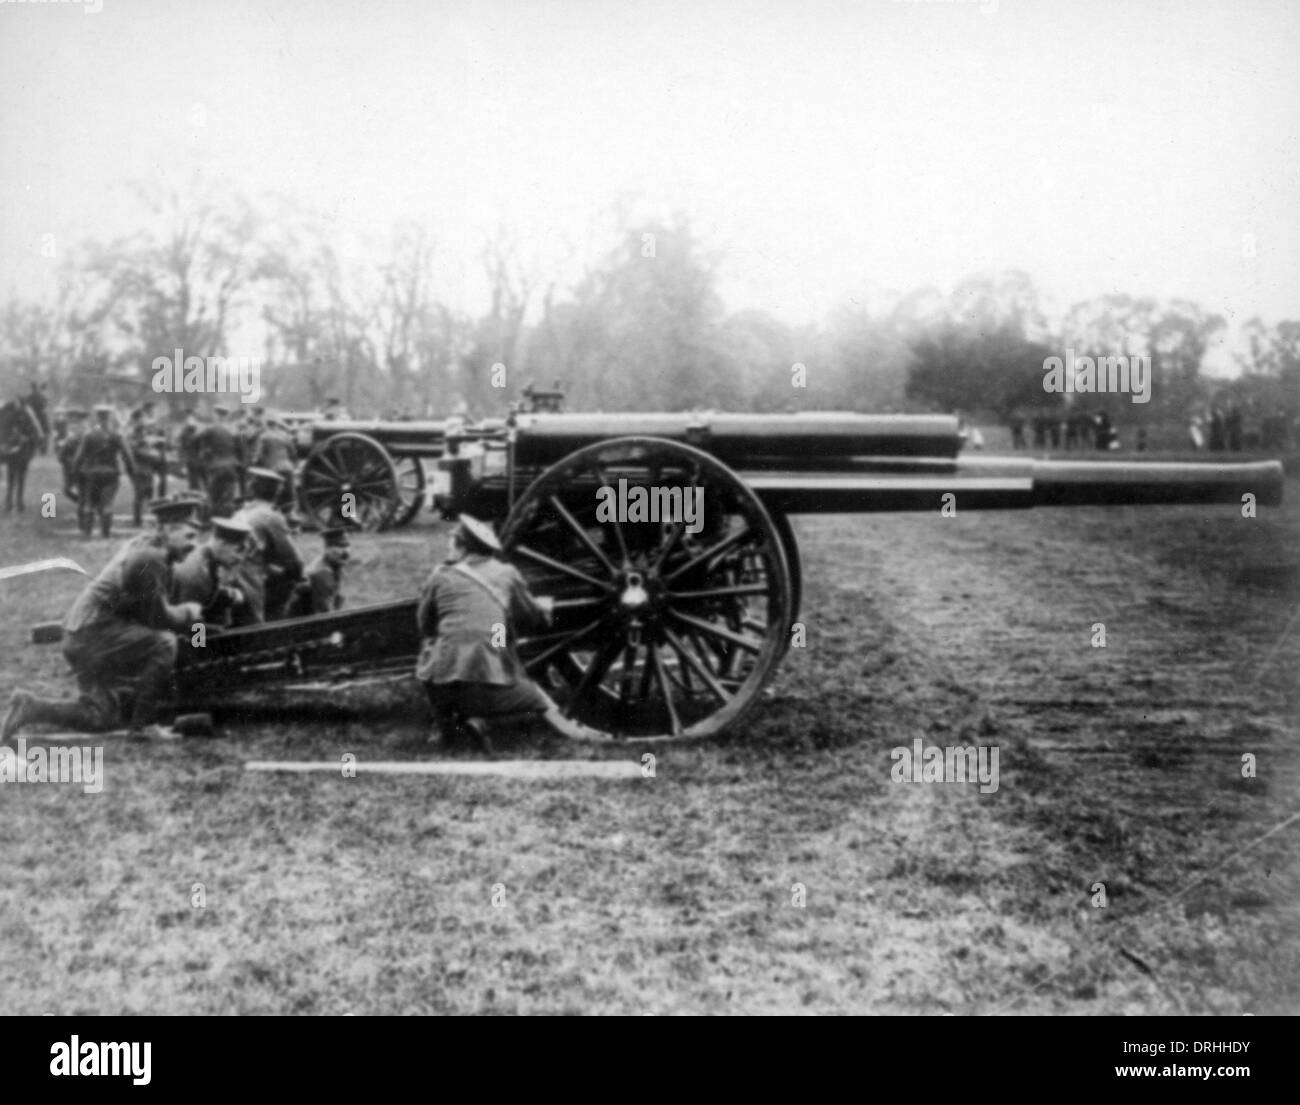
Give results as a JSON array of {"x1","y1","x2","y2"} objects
[{"x1": 0, "y1": 453, "x2": 1296, "y2": 1015}]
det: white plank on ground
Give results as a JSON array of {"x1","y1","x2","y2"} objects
[{"x1": 244, "y1": 759, "x2": 644, "y2": 779}]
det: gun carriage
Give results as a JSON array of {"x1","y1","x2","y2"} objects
[{"x1": 150, "y1": 402, "x2": 1285, "y2": 743}]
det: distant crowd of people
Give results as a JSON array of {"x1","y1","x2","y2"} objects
[
  {"x1": 1005, "y1": 403, "x2": 1297, "y2": 454},
  {"x1": 1006, "y1": 409, "x2": 1122, "y2": 451},
  {"x1": 1187, "y1": 403, "x2": 1296, "y2": 453}
]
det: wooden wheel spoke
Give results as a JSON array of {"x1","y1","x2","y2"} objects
[
  {"x1": 651, "y1": 644, "x2": 683, "y2": 736},
  {"x1": 667, "y1": 582, "x2": 770, "y2": 601},
  {"x1": 309, "y1": 453, "x2": 345, "y2": 481},
  {"x1": 669, "y1": 609, "x2": 763, "y2": 654},
  {"x1": 549, "y1": 494, "x2": 617, "y2": 576},
  {"x1": 663, "y1": 525, "x2": 752, "y2": 584},
  {"x1": 588, "y1": 461, "x2": 630, "y2": 564},
  {"x1": 513, "y1": 544, "x2": 611, "y2": 591},
  {"x1": 564, "y1": 638, "x2": 623, "y2": 716},
  {"x1": 524, "y1": 619, "x2": 602, "y2": 671},
  {"x1": 551, "y1": 595, "x2": 605, "y2": 611},
  {"x1": 616, "y1": 641, "x2": 640, "y2": 708},
  {"x1": 663, "y1": 626, "x2": 732, "y2": 704},
  {"x1": 650, "y1": 520, "x2": 685, "y2": 573}
]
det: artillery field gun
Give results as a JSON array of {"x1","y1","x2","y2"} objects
[{"x1": 128, "y1": 399, "x2": 1283, "y2": 744}]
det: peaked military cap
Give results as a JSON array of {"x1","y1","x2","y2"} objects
[
  {"x1": 210, "y1": 517, "x2": 252, "y2": 542},
  {"x1": 149, "y1": 497, "x2": 200, "y2": 524},
  {"x1": 457, "y1": 514, "x2": 501, "y2": 554}
]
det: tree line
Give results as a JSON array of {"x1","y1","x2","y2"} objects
[{"x1": 2, "y1": 185, "x2": 1297, "y2": 428}]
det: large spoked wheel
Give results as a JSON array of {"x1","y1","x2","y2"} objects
[
  {"x1": 386, "y1": 455, "x2": 426, "y2": 529},
  {"x1": 298, "y1": 432, "x2": 401, "y2": 531},
  {"x1": 501, "y1": 436, "x2": 793, "y2": 743}
]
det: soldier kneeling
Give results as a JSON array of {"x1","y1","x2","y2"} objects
[
  {"x1": 415, "y1": 515, "x2": 557, "y2": 751},
  {"x1": 2, "y1": 497, "x2": 205, "y2": 741}
]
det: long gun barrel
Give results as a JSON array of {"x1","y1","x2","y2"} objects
[{"x1": 435, "y1": 411, "x2": 1283, "y2": 516}]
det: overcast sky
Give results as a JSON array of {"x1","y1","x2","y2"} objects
[{"x1": 2, "y1": 0, "x2": 1298, "y2": 374}]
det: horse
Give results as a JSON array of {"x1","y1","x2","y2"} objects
[{"x1": 0, "y1": 399, "x2": 44, "y2": 512}]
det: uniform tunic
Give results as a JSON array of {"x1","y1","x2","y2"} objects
[
  {"x1": 284, "y1": 555, "x2": 343, "y2": 618},
  {"x1": 253, "y1": 425, "x2": 298, "y2": 512},
  {"x1": 62, "y1": 532, "x2": 192, "y2": 727},
  {"x1": 71, "y1": 426, "x2": 134, "y2": 522},
  {"x1": 171, "y1": 543, "x2": 222, "y2": 607},
  {"x1": 415, "y1": 553, "x2": 552, "y2": 715},
  {"x1": 232, "y1": 499, "x2": 304, "y2": 622},
  {"x1": 195, "y1": 422, "x2": 241, "y2": 516},
  {"x1": 57, "y1": 429, "x2": 85, "y2": 498}
]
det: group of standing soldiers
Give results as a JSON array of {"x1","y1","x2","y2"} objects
[{"x1": 53, "y1": 402, "x2": 299, "y2": 539}]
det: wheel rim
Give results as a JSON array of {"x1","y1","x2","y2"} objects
[
  {"x1": 501, "y1": 436, "x2": 792, "y2": 742},
  {"x1": 385, "y1": 455, "x2": 426, "y2": 529},
  {"x1": 298, "y1": 433, "x2": 401, "y2": 531}
]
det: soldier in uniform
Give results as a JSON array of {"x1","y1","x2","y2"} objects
[
  {"x1": 284, "y1": 526, "x2": 350, "y2": 617},
  {"x1": 71, "y1": 405, "x2": 136, "y2": 539},
  {"x1": 172, "y1": 516, "x2": 253, "y2": 627},
  {"x1": 1, "y1": 497, "x2": 205, "y2": 740},
  {"x1": 194, "y1": 404, "x2": 242, "y2": 517},
  {"x1": 56, "y1": 407, "x2": 88, "y2": 504},
  {"x1": 251, "y1": 415, "x2": 298, "y2": 519},
  {"x1": 415, "y1": 515, "x2": 558, "y2": 750},
  {"x1": 236, "y1": 407, "x2": 264, "y2": 499},
  {"x1": 126, "y1": 407, "x2": 168, "y2": 527},
  {"x1": 25, "y1": 381, "x2": 50, "y2": 452},
  {"x1": 178, "y1": 410, "x2": 203, "y2": 491},
  {"x1": 232, "y1": 467, "x2": 305, "y2": 623}
]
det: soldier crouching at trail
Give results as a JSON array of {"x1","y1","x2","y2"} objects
[
  {"x1": 284, "y1": 526, "x2": 350, "y2": 618},
  {"x1": 416, "y1": 515, "x2": 556, "y2": 751},
  {"x1": 171, "y1": 516, "x2": 252, "y2": 627},
  {"x1": 1, "y1": 498, "x2": 205, "y2": 741},
  {"x1": 232, "y1": 467, "x2": 304, "y2": 623}
]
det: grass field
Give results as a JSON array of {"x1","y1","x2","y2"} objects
[{"x1": 1, "y1": 453, "x2": 1297, "y2": 1015}]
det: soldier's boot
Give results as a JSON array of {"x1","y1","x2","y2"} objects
[
  {"x1": 428, "y1": 702, "x2": 475, "y2": 750},
  {"x1": 1, "y1": 691, "x2": 32, "y2": 738},
  {"x1": 4, "y1": 693, "x2": 108, "y2": 737},
  {"x1": 462, "y1": 716, "x2": 494, "y2": 755},
  {"x1": 100, "y1": 511, "x2": 112, "y2": 539},
  {"x1": 123, "y1": 665, "x2": 177, "y2": 741}
]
